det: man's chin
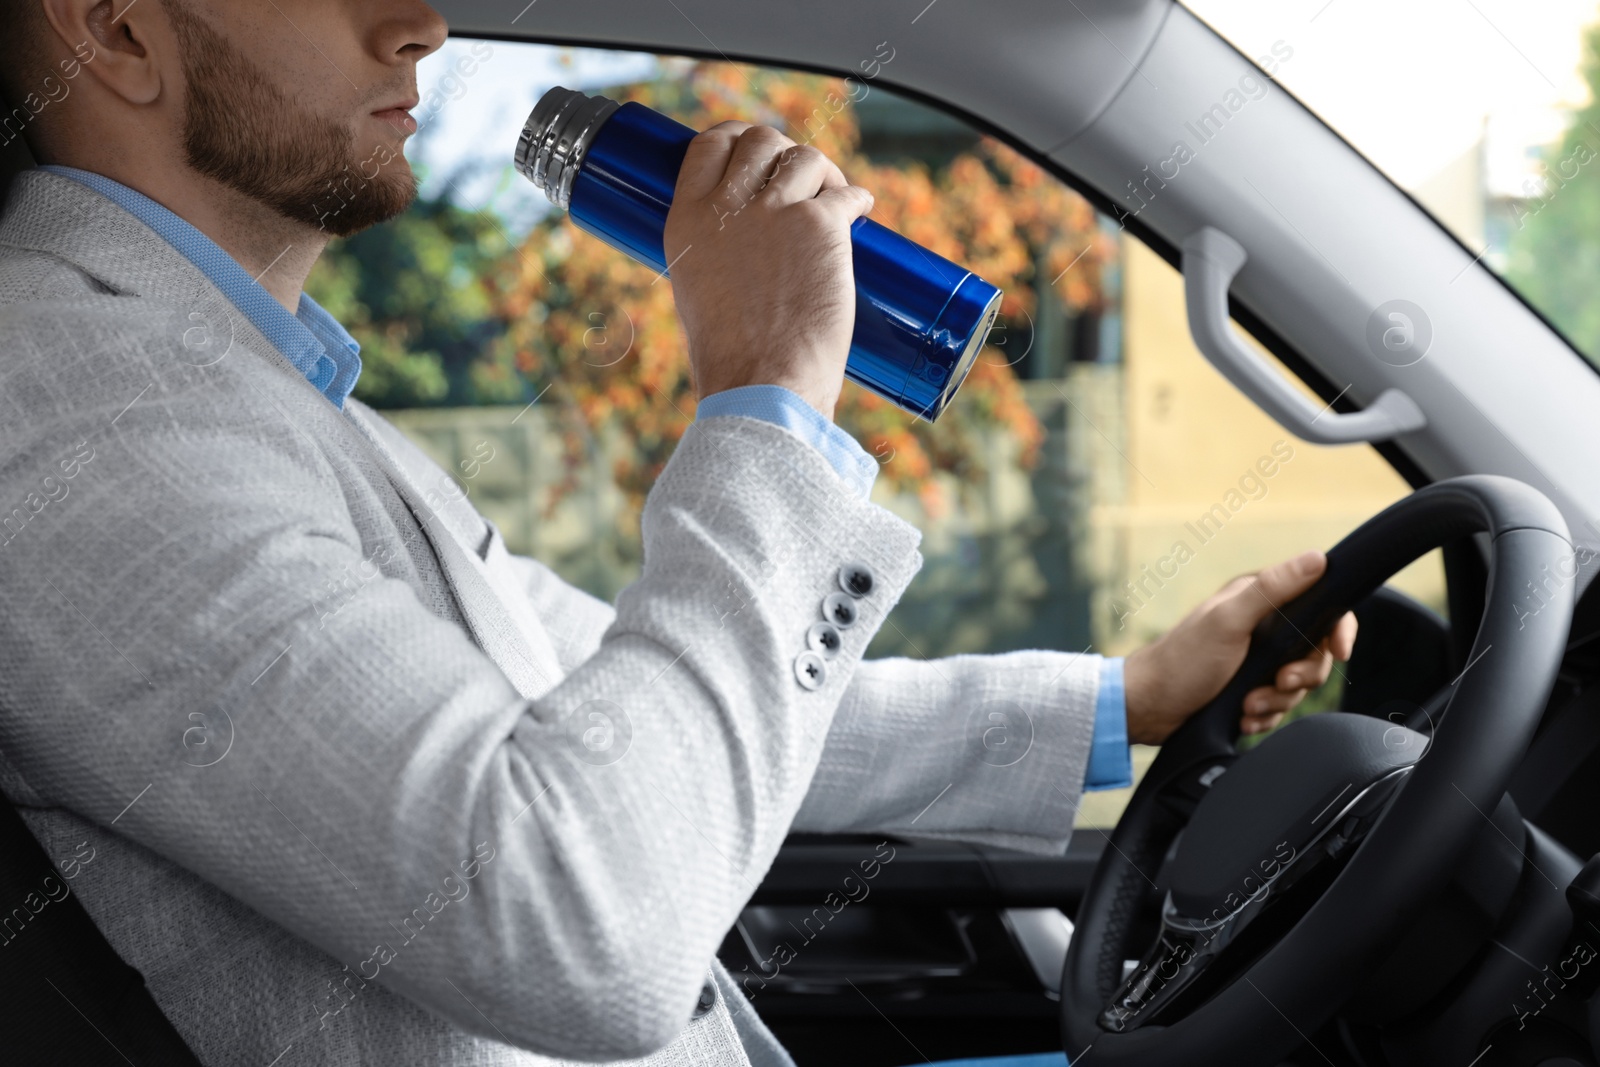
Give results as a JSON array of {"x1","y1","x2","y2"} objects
[{"x1": 303, "y1": 163, "x2": 419, "y2": 238}]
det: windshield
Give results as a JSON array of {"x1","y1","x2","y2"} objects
[{"x1": 1184, "y1": 0, "x2": 1600, "y2": 369}]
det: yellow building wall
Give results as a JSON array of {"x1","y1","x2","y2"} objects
[{"x1": 1090, "y1": 237, "x2": 1445, "y2": 657}]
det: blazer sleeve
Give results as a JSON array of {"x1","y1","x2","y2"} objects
[
  {"x1": 502, "y1": 515, "x2": 1107, "y2": 855},
  {"x1": 788, "y1": 649, "x2": 1105, "y2": 854},
  {"x1": 0, "y1": 302, "x2": 922, "y2": 1062}
]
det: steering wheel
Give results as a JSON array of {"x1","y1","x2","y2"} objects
[{"x1": 1060, "y1": 475, "x2": 1575, "y2": 1065}]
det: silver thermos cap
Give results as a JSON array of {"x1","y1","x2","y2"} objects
[{"x1": 514, "y1": 86, "x2": 621, "y2": 210}]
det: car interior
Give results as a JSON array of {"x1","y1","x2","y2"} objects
[{"x1": 5, "y1": 1, "x2": 1600, "y2": 1065}]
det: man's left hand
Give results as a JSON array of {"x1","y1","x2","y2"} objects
[{"x1": 1122, "y1": 549, "x2": 1358, "y2": 745}]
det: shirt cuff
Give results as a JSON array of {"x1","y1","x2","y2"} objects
[
  {"x1": 1084, "y1": 656, "x2": 1133, "y2": 791},
  {"x1": 694, "y1": 384, "x2": 879, "y2": 500}
]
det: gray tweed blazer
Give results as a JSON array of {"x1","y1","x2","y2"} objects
[{"x1": 0, "y1": 169, "x2": 1102, "y2": 1066}]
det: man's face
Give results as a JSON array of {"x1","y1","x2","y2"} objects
[{"x1": 164, "y1": 0, "x2": 447, "y2": 237}]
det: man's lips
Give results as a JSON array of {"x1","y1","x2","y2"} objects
[{"x1": 372, "y1": 99, "x2": 420, "y2": 134}]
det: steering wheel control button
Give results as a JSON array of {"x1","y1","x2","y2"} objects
[
  {"x1": 806, "y1": 621, "x2": 843, "y2": 659},
  {"x1": 838, "y1": 561, "x2": 876, "y2": 598},
  {"x1": 794, "y1": 652, "x2": 828, "y2": 691},
  {"x1": 822, "y1": 592, "x2": 858, "y2": 629},
  {"x1": 691, "y1": 979, "x2": 717, "y2": 1018}
]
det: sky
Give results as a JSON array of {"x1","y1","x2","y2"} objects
[
  {"x1": 405, "y1": 38, "x2": 657, "y2": 233},
  {"x1": 1184, "y1": 0, "x2": 1600, "y2": 191}
]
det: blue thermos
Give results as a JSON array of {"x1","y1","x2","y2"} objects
[{"x1": 514, "y1": 86, "x2": 1003, "y2": 421}]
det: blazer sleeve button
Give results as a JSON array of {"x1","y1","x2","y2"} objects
[
  {"x1": 838, "y1": 561, "x2": 876, "y2": 598},
  {"x1": 794, "y1": 651, "x2": 828, "y2": 690},
  {"x1": 822, "y1": 592, "x2": 858, "y2": 629},
  {"x1": 806, "y1": 620, "x2": 842, "y2": 659}
]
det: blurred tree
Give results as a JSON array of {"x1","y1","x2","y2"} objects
[
  {"x1": 1503, "y1": 23, "x2": 1600, "y2": 368},
  {"x1": 308, "y1": 162, "x2": 513, "y2": 409}
]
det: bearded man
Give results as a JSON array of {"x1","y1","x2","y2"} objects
[{"x1": 0, "y1": 2, "x2": 1353, "y2": 1064}]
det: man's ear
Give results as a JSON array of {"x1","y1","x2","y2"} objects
[{"x1": 40, "y1": 0, "x2": 170, "y2": 107}]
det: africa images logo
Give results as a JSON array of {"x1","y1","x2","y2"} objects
[{"x1": 1365, "y1": 300, "x2": 1433, "y2": 368}]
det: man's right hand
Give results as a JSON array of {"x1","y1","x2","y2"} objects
[{"x1": 663, "y1": 121, "x2": 875, "y2": 421}]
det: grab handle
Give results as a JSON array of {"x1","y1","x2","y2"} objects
[{"x1": 1181, "y1": 227, "x2": 1426, "y2": 445}]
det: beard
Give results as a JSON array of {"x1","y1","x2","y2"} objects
[{"x1": 165, "y1": 0, "x2": 417, "y2": 237}]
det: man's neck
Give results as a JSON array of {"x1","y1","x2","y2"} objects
[{"x1": 164, "y1": 174, "x2": 328, "y2": 314}]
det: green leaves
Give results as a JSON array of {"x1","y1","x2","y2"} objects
[{"x1": 1503, "y1": 23, "x2": 1600, "y2": 371}]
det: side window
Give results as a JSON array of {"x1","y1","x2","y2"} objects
[{"x1": 309, "y1": 38, "x2": 1443, "y2": 825}]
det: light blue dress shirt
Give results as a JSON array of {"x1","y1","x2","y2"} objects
[
  {"x1": 41, "y1": 164, "x2": 1132, "y2": 793},
  {"x1": 1088, "y1": 657, "x2": 1132, "y2": 790},
  {"x1": 922, "y1": 1054, "x2": 1070, "y2": 1067}
]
